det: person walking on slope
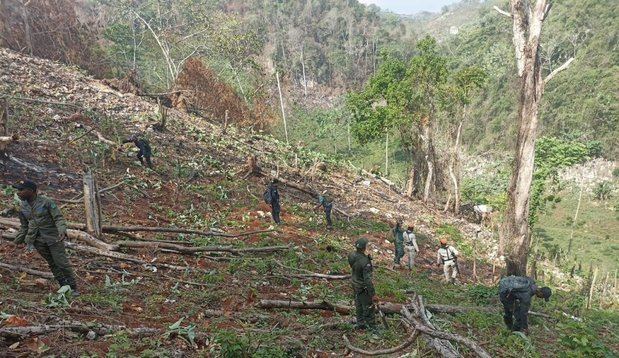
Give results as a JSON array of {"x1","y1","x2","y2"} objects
[
  {"x1": 314, "y1": 190, "x2": 333, "y2": 229},
  {"x1": 392, "y1": 219, "x2": 405, "y2": 268},
  {"x1": 348, "y1": 238, "x2": 377, "y2": 331},
  {"x1": 122, "y1": 134, "x2": 153, "y2": 168},
  {"x1": 263, "y1": 179, "x2": 281, "y2": 224},
  {"x1": 12, "y1": 180, "x2": 79, "y2": 294},
  {"x1": 436, "y1": 238, "x2": 459, "y2": 284},
  {"x1": 404, "y1": 224, "x2": 419, "y2": 270},
  {"x1": 499, "y1": 275, "x2": 552, "y2": 334}
]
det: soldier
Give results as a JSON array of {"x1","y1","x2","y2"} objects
[
  {"x1": 122, "y1": 134, "x2": 153, "y2": 168},
  {"x1": 348, "y1": 238, "x2": 376, "y2": 330},
  {"x1": 314, "y1": 190, "x2": 333, "y2": 229},
  {"x1": 12, "y1": 180, "x2": 78, "y2": 294},
  {"x1": 392, "y1": 219, "x2": 405, "y2": 267},
  {"x1": 436, "y1": 238, "x2": 459, "y2": 284},
  {"x1": 263, "y1": 179, "x2": 281, "y2": 224},
  {"x1": 499, "y1": 275, "x2": 552, "y2": 334},
  {"x1": 404, "y1": 224, "x2": 419, "y2": 270}
]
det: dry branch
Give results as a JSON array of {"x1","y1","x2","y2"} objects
[
  {"x1": 343, "y1": 329, "x2": 420, "y2": 356},
  {"x1": 0, "y1": 261, "x2": 54, "y2": 279}
]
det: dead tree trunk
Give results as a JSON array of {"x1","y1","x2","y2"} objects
[
  {"x1": 421, "y1": 120, "x2": 434, "y2": 203},
  {"x1": 0, "y1": 98, "x2": 7, "y2": 136},
  {"x1": 83, "y1": 169, "x2": 102, "y2": 238},
  {"x1": 496, "y1": 0, "x2": 574, "y2": 275}
]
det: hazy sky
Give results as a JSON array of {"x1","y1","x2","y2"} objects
[{"x1": 358, "y1": 0, "x2": 462, "y2": 14}]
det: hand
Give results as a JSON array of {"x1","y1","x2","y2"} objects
[
  {"x1": 26, "y1": 244, "x2": 35, "y2": 253},
  {"x1": 58, "y1": 231, "x2": 67, "y2": 242}
]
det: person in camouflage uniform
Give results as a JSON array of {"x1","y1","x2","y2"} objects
[
  {"x1": 348, "y1": 238, "x2": 376, "y2": 330},
  {"x1": 314, "y1": 190, "x2": 333, "y2": 229},
  {"x1": 12, "y1": 180, "x2": 78, "y2": 293},
  {"x1": 392, "y1": 219, "x2": 405, "y2": 267},
  {"x1": 499, "y1": 275, "x2": 552, "y2": 333}
]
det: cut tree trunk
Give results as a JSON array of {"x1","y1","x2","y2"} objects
[
  {"x1": 0, "y1": 321, "x2": 160, "y2": 339},
  {"x1": 83, "y1": 169, "x2": 102, "y2": 237},
  {"x1": 0, "y1": 98, "x2": 7, "y2": 136},
  {"x1": 421, "y1": 121, "x2": 435, "y2": 203}
]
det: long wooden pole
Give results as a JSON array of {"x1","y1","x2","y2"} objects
[
  {"x1": 385, "y1": 132, "x2": 389, "y2": 175},
  {"x1": 567, "y1": 183, "x2": 583, "y2": 254},
  {"x1": 275, "y1": 71, "x2": 289, "y2": 145}
]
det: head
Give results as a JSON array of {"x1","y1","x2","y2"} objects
[
  {"x1": 12, "y1": 180, "x2": 37, "y2": 201},
  {"x1": 128, "y1": 133, "x2": 139, "y2": 142},
  {"x1": 535, "y1": 286, "x2": 552, "y2": 302},
  {"x1": 407, "y1": 224, "x2": 415, "y2": 231},
  {"x1": 355, "y1": 237, "x2": 369, "y2": 252},
  {"x1": 439, "y1": 237, "x2": 448, "y2": 246},
  {"x1": 395, "y1": 219, "x2": 403, "y2": 227},
  {"x1": 271, "y1": 178, "x2": 279, "y2": 186}
]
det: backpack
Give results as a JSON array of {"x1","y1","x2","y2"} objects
[
  {"x1": 263, "y1": 189, "x2": 272, "y2": 204},
  {"x1": 499, "y1": 276, "x2": 532, "y2": 294}
]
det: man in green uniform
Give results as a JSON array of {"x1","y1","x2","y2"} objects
[
  {"x1": 392, "y1": 219, "x2": 405, "y2": 267},
  {"x1": 313, "y1": 190, "x2": 333, "y2": 229},
  {"x1": 348, "y1": 238, "x2": 376, "y2": 330},
  {"x1": 499, "y1": 275, "x2": 551, "y2": 334},
  {"x1": 12, "y1": 180, "x2": 78, "y2": 293}
]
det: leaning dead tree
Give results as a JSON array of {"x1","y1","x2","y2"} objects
[
  {"x1": 495, "y1": 0, "x2": 574, "y2": 275},
  {"x1": 0, "y1": 98, "x2": 18, "y2": 152}
]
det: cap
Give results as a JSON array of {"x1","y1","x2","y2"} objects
[
  {"x1": 539, "y1": 287, "x2": 552, "y2": 302},
  {"x1": 439, "y1": 238, "x2": 448, "y2": 245},
  {"x1": 407, "y1": 224, "x2": 415, "y2": 230},
  {"x1": 12, "y1": 180, "x2": 37, "y2": 191},
  {"x1": 355, "y1": 238, "x2": 369, "y2": 249}
]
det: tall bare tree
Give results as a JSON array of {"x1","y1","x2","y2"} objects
[{"x1": 495, "y1": 0, "x2": 574, "y2": 275}]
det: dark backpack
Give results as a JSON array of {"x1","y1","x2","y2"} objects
[
  {"x1": 499, "y1": 276, "x2": 532, "y2": 294},
  {"x1": 263, "y1": 189, "x2": 272, "y2": 204}
]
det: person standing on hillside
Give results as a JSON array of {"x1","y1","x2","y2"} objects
[
  {"x1": 12, "y1": 180, "x2": 78, "y2": 294},
  {"x1": 392, "y1": 219, "x2": 405, "y2": 268},
  {"x1": 122, "y1": 134, "x2": 153, "y2": 168},
  {"x1": 314, "y1": 190, "x2": 333, "y2": 229},
  {"x1": 348, "y1": 237, "x2": 377, "y2": 330},
  {"x1": 404, "y1": 224, "x2": 419, "y2": 270},
  {"x1": 263, "y1": 179, "x2": 281, "y2": 224},
  {"x1": 436, "y1": 238, "x2": 459, "y2": 284},
  {"x1": 499, "y1": 275, "x2": 552, "y2": 334}
]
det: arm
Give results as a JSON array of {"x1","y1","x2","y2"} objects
[
  {"x1": 47, "y1": 201, "x2": 67, "y2": 237},
  {"x1": 413, "y1": 236, "x2": 419, "y2": 252},
  {"x1": 14, "y1": 211, "x2": 28, "y2": 245},
  {"x1": 436, "y1": 250, "x2": 442, "y2": 265},
  {"x1": 362, "y1": 263, "x2": 375, "y2": 295},
  {"x1": 451, "y1": 246, "x2": 460, "y2": 257}
]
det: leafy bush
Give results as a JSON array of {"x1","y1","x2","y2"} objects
[
  {"x1": 558, "y1": 321, "x2": 614, "y2": 357},
  {"x1": 467, "y1": 284, "x2": 497, "y2": 305}
]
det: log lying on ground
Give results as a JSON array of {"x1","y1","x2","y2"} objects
[
  {"x1": 257, "y1": 299, "x2": 496, "y2": 316},
  {"x1": 274, "y1": 176, "x2": 352, "y2": 218},
  {"x1": 0, "y1": 261, "x2": 53, "y2": 279},
  {"x1": 274, "y1": 262, "x2": 350, "y2": 280},
  {"x1": 114, "y1": 241, "x2": 291, "y2": 255},
  {"x1": 0, "y1": 218, "x2": 116, "y2": 251},
  {"x1": 0, "y1": 320, "x2": 160, "y2": 339},
  {"x1": 408, "y1": 295, "x2": 459, "y2": 357},
  {"x1": 68, "y1": 222, "x2": 275, "y2": 238}
]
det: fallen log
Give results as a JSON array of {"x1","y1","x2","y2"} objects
[
  {"x1": 115, "y1": 241, "x2": 290, "y2": 255},
  {"x1": 409, "y1": 295, "x2": 459, "y2": 357},
  {"x1": 274, "y1": 176, "x2": 352, "y2": 218},
  {"x1": 0, "y1": 261, "x2": 53, "y2": 279},
  {"x1": 274, "y1": 261, "x2": 350, "y2": 280},
  {"x1": 0, "y1": 321, "x2": 159, "y2": 339},
  {"x1": 257, "y1": 299, "x2": 498, "y2": 317},
  {"x1": 70, "y1": 223, "x2": 275, "y2": 238},
  {"x1": 0, "y1": 218, "x2": 117, "y2": 251},
  {"x1": 63, "y1": 242, "x2": 190, "y2": 271},
  {"x1": 258, "y1": 299, "x2": 351, "y2": 315},
  {"x1": 343, "y1": 328, "x2": 420, "y2": 356}
]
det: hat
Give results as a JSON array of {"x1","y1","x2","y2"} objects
[
  {"x1": 439, "y1": 238, "x2": 448, "y2": 245},
  {"x1": 539, "y1": 287, "x2": 552, "y2": 302},
  {"x1": 407, "y1": 224, "x2": 415, "y2": 230},
  {"x1": 12, "y1": 180, "x2": 37, "y2": 191},
  {"x1": 355, "y1": 238, "x2": 369, "y2": 249}
]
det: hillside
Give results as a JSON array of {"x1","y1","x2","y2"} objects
[{"x1": 1, "y1": 49, "x2": 616, "y2": 357}]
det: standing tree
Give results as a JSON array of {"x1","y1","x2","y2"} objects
[{"x1": 495, "y1": 0, "x2": 574, "y2": 275}]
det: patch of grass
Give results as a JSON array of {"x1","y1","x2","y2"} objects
[{"x1": 80, "y1": 289, "x2": 125, "y2": 312}]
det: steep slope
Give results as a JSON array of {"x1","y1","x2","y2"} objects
[{"x1": 0, "y1": 49, "x2": 616, "y2": 357}]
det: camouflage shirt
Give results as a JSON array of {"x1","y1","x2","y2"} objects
[
  {"x1": 348, "y1": 251, "x2": 374, "y2": 294},
  {"x1": 15, "y1": 195, "x2": 67, "y2": 245}
]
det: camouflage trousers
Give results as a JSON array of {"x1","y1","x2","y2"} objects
[
  {"x1": 354, "y1": 289, "x2": 376, "y2": 328},
  {"x1": 33, "y1": 239, "x2": 76, "y2": 289}
]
